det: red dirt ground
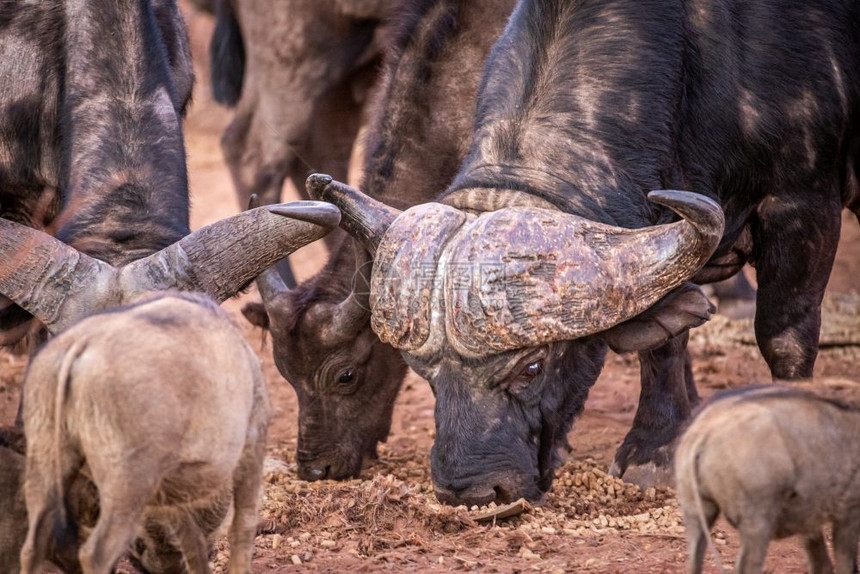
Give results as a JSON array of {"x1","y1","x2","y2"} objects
[{"x1": 1, "y1": 4, "x2": 858, "y2": 573}]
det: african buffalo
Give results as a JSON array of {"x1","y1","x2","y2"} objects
[
  {"x1": 676, "y1": 385, "x2": 860, "y2": 574},
  {"x1": 242, "y1": 0, "x2": 516, "y2": 481},
  {"x1": 0, "y1": 0, "x2": 348, "y2": 343},
  {"x1": 0, "y1": 0, "x2": 195, "y2": 345},
  {"x1": 313, "y1": 0, "x2": 860, "y2": 505},
  {"x1": 0, "y1": 201, "x2": 340, "y2": 337},
  {"x1": 211, "y1": 0, "x2": 394, "y2": 210},
  {"x1": 211, "y1": 0, "x2": 398, "y2": 289},
  {"x1": 19, "y1": 292, "x2": 269, "y2": 574}
]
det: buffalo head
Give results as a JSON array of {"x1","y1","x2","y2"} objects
[
  {"x1": 243, "y1": 237, "x2": 407, "y2": 481},
  {"x1": 309, "y1": 174, "x2": 724, "y2": 505}
]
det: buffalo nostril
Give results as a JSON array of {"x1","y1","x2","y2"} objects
[
  {"x1": 306, "y1": 466, "x2": 328, "y2": 480},
  {"x1": 493, "y1": 485, "x2": 510, "y2": 504}
]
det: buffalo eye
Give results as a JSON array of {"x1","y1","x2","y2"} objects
[
  {"x1": 337, "y1": 368, "x2": 355, "y2": 385},
  {"x1": 523, "y1": 361, "x2": 542, "y2": 378},
  {"x1": 506, "y1": 359, "x2": 544, "y2": 401}
]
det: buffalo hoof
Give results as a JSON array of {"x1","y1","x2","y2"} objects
[
  {"x1": 609, "y1": 438, "x2": 676, "y2": 490},
  {"x1": 608, "y1": 460, "x2": 674, "y2": 490}
]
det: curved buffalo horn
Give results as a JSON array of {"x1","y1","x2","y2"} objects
[
  {"x1": 324, "y1": 241, "x2": 373, "y2": 343},
  {"x1": 121, "y1": 201, "x2": 341, "y2": 302},
  {"x1": 646, "y1": 190, "x2": 724, "y2": 248},
  {"x1": 0, "y1": 218, "x2": 114, "y2": 333},
  {"x1": 306, "y1": 174, "x2": 400, "y2": 253},
  {"x1": 0, "y1": 201, "x2": 340, "y2": 334},
  {"x1": 435, "y1": 190, "x2": 725, "y2": 356},
  {"x1": 250, "y1": 193, "x2": 293, "y2": 316}
]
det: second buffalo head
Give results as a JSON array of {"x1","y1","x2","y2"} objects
[{"x1": 243, "y1": 238, "x2": 407, "y2": 481}]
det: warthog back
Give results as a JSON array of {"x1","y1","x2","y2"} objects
[{"x1": 18, "y1": 292, "x2": 270, "y2": 574}]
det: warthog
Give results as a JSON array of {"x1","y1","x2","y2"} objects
[
  {"x1": 676, "y1": 385, "x2": 860, "y2": 574},
  {"x1": 19, "y1": 292, "x2": 270, "y2": 574},
  {"x1": 1, "y1": 427, "x2": 234, "y2": 573}
]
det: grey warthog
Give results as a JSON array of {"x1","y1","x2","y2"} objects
[
  {"x1": 675, "y1": 385, "x2": 860, "y2": 574},
  {"x1": 19, "y1": 292, "x2": 270, "y2": 574},
  {"x1": 0, "y1": 202, "x2": 338, "y2": 570},
  {"x1": 313, "y1": 0, "x2": 860, "y2": 505},
  {"x1": 241, "y1": 0, "x2": 516, "y2": 481},
  {"x1": 1, "y1": 427, "x2": 235, "y2": 574}
]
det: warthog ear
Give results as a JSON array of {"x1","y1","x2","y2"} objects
[
  {"x1": 602, "y1": 282, "x2": 715, "y2": 353},
  {"x1": 242, "y1": 302, "x2": 270, "y2": 330}
]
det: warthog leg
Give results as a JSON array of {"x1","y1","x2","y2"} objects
[
  {"x1": 227, "y1": 423, "x2": 267, "y2": 574},
  {"x1": 735, "y1": 515, "x2": 774, "y2": 574},
  {"x1": 680, "y1": 498, "x2": 719, "y2": 574},
  {"x1": 803, "y1": 531, "x2": 833, "y2": 574},
  {"x1": 832, "y1": 516, "x2": 860, "y2": 574},
  {"x1": 170, "y1": 512, "x2": 211, "y2": 573},
  {"x1": 18, "y1": 477, "x2": 56, "y2": 574},
  {"x1": 77, "y1": 474, "x2": 151, "y2": 574}
]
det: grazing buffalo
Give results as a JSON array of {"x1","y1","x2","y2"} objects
[
  {"x1": 313, "y1": 0, "x2": 860, "y2": 505},
  {"x1": 19, "y1": 293, "x2": 269, "y2": 574},
  {"x1": 0, "y1": 0, "x2": 347, "y2": 341},
  {"x1": 242, "y1": 0, "x2": 516, "y2": 481},
  {"x1": 676, "y1": 385, "x2": 860, "y2": 574}
]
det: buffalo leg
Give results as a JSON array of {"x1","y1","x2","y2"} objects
[
  {"x1": 611, "y1": 333, "x2": 692, "y2": 487},
  {"x1": 753, "y1": 195, "x2": 841, "y2": 379},
  {"x1": 683, "y1": 347, "x2": 699, "y2": 408}
]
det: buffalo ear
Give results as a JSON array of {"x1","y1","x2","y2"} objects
[
  {"x1": 241, "y1": 302, "x2": 270, "y2": 330},
  {"x1": 602, "y1": 282, "x2": 715, "y2": 353}
]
